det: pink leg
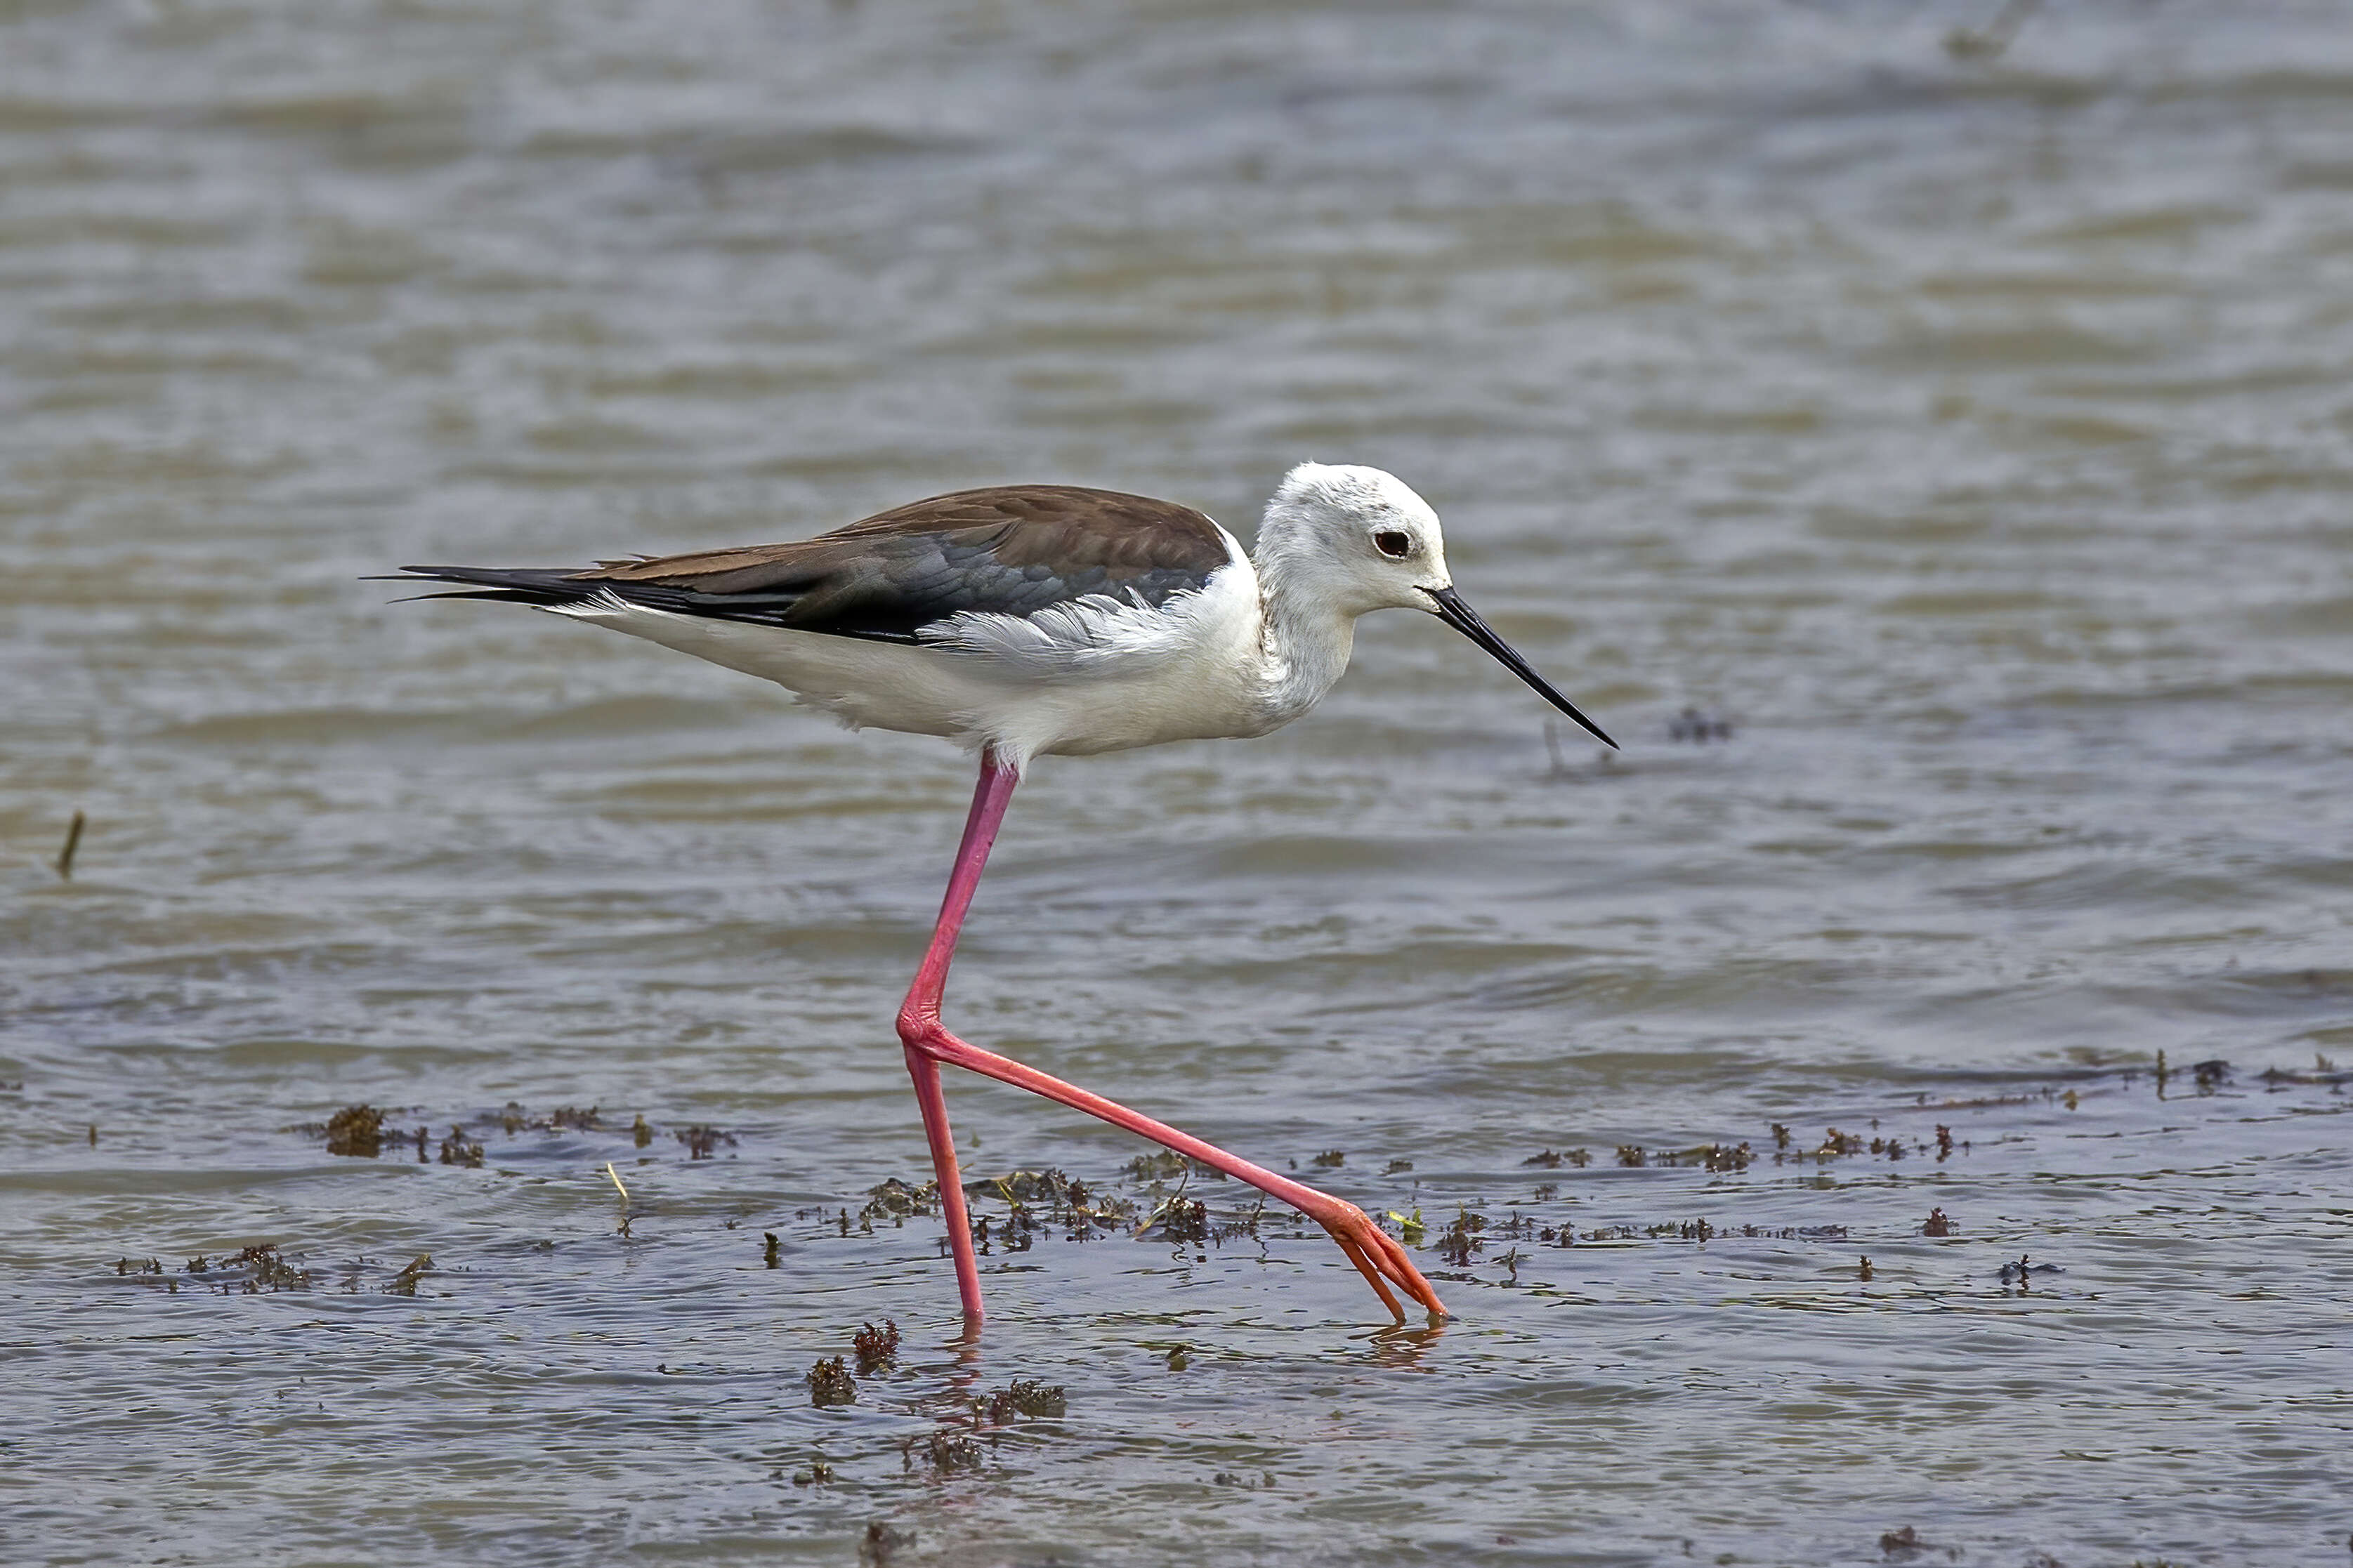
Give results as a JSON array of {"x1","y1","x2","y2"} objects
[{"x1": 897, "y1": 750, "x2": 1448, "y2": 1324}]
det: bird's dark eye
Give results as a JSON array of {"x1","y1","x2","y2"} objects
[{"x1": 1373, "y1": 530, "x2": 1412, "y2": 559}]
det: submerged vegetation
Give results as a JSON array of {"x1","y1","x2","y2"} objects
[
  {"x1": 109, "y1": 1245, "x2": 442, "y2": 1296},
  {"x1": 291, "y1": 1100, "x2": 727, "y2": 1173}
]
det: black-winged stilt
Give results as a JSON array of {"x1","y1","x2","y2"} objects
[{"x1": 395, "y1": 462, "x2": 1614, "y2": 1322}]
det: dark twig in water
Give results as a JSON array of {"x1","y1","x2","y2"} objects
[
  {"x1": 603, "y1": 1161, "x2": 630, "y2": 1235},
  {"x1": 54, "y1": 810, "x2": 85, "y2": 881}
]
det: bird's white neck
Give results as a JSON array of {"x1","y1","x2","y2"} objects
[{"x1": 1249, "y1": 543, "x2": 1358, "y2": 728}]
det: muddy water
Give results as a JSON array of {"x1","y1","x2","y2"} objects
[{"x1": 4, "y1": 4, "x2": 2352, "y2": 1564}]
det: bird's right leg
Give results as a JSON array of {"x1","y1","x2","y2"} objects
[{"x1": 896, "y1": 750, "x2": 1446, "y2": 1323}]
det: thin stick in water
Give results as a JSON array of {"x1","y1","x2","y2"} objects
[
  {"x1": 605, "y1": 1161, "x2": 632, "y2": 1236},
  {"x1": 55, "y1": 810, "x2": 85, "y2": 881}
]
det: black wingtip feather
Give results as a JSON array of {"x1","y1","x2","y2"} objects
[
  {"x1": 377, "y1": 565, "x2": 605, "y2": 609},
  {"x1": 376, "y1": 562, "x2": 923, "y2": 643}
]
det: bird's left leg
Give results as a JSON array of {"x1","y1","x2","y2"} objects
[{"x1": 896, "y1": 749, "x2": 1447, "y2": 1322}]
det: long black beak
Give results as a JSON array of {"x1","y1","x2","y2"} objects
[{"x1": 1427, "y1": 586, "x2": 1618, "y2": 750}]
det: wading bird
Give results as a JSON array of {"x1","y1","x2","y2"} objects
[{"x1": 395, "y1": 463, "x2": 1613, "y2": 1322}]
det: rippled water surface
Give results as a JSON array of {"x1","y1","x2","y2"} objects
[{"x1": 5, "y1": 4, "x2": 2352, "y2": 1564}]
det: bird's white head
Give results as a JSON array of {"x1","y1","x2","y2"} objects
[
  {"x1": 1256, "y1": 461, "x2": 1618, "y2": 749},
  {"x1": 1257, "y1": 462, "x2": 1454, "y2": 618}
]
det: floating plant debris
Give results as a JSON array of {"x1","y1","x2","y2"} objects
[
  {"x1": 853, "y1": 1319, "x2": 900, "y2": 1376},
  {"x1": 1142, "y1": 1196, "x2": 1210, "y2": 1244},
  {"x1": 296, "y1": 1102, "x2": 668, "y2": 1168},
  {"x1": 1438, "y1": 1206, "x2": 1487, "y2": 1266},
  {"x1": 763, "y1": 1232, "x2": 780, "y2": 1267},
  {"x1": 1667, "y1": 706, "x2": 1733, "y2": 742},
  {"x1": 1309, "y1": 1149, "x2": 1345, "y2": 1168},
  {"x1": 676, "y1": 1124, "x2": 736, "y2": 1159},
  {"x1": 806, "y1": 1355, "x2": 856, "y2": 1408},
  {"x1": 861, "y1": 1176, "x2": 940, "y2": 1223},
  {"x1": 969, "y1": 1168, "x2": 1078, "y2": 1204},
  {"x1": 1649, "y1": 1142, "x2": 1752, "y2": 1171},
  {"x1": 324, "y1": 1104, "x2": 384, "y2": 1158},
  {"x1": 975, "y1": 1378, "x2": 1066, "y2": 1423},
  {"x1": 901, "y1": 1429, "x2": 981, "y2": 1477},
  {"x1": 114, "y1": 1246, "x2": 454, "y2": 1297},
  {"x1": 1125, "y1": 1149, "x2": 1222, "y2": 1182},
  {"x1": 1998, "y1": 1255, "x2": 2063, "y2": 1286},
  {"x1": 1615, "y1": 1145, "x2": 1646, "y2": 1168},
  {"x1": 956, "y1": 1168, "x2": 1142, "y2": 1238},
  {"x1": 1922, "y1": 1208, "x2": 1954, "y2": 1237},
  {"x1": 152, "y1": 1244, "x2": 317, "y2": 1294}
]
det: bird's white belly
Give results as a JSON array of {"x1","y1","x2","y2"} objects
[{"x1": 551, "y1": 587, "x2": 1278, "y2": 765}]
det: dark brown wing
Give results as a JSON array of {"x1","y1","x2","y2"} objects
[{"x1": 395, "y1": 485, "x2": 1234, "y2": 645}]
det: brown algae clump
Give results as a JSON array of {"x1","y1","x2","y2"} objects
[
  {"x1": 977, "y1": 1378, "x2": 1065, "y2": 1423},
  {"x1": 853, "y1": 1319, "x2": 901, "y2": 1376},
  {"x1": 1143, "y1": 1196, "x2": 1209, "y2": 1244},
  {"x1": 806, "y1": 1355, "x2": 857, "y2": 1407},
  {"x1": 324, "y1": 1105, "x2": 386, "y2": 1158}
]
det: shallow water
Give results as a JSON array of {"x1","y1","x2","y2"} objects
[{"x1": 5, "y1": 3, "x2": 2352, "y2": 1563}]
